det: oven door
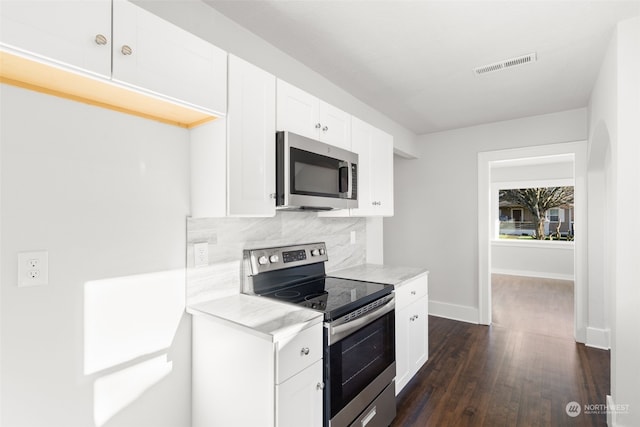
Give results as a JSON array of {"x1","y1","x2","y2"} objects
[
  {"x1": 276, "y1": 131, "x2": 358, "y2": 210},
  {"x1": 324, "y1": 297, "x2": 396, "y2": 427}
]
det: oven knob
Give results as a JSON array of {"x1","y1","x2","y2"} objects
[
  {"x1": 258, "y1": 256, "x2": 269, "y2": 265},
  {"x1": 269, "y1": 255, "x2": 279, "y2": 263},
  {"x1": 311, "y1": 249, "x2": 320, "y2": 256},
  {"x1": 319, "y1": 248, "x2": 326, "y2": 255}
]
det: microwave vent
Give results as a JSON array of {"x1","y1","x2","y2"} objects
[{"x1": 473, "y1": 52, "x2": 537, "y2": 76}]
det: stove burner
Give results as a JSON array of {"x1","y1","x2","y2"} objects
[
  {"x1": 304, "y1": 292, "x2": 328, "y2": 301},
  {"x1": 274, "y1": 290, "x2": 301, "y2": 299}
]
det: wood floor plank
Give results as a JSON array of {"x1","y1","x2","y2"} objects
[{"x1": 393, "y1": 276, "x2": 610, "y2": 427}]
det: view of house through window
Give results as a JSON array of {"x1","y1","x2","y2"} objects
[{"x1": 499, "y1": 186, "x2": 574, "y2": 241}]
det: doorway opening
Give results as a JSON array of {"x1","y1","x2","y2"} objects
[{"x1": 477, "y1": 141, "x2": 588, "y2": 343}]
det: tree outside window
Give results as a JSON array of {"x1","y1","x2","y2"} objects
[{"x1": 499, "y1": 186, "x2": 574, "y2": 240}]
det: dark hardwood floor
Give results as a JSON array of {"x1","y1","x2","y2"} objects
[{"x1": 393, "y1": 275, "x2": 610, "y2": 427}]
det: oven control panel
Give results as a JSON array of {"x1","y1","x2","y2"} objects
[
  {"x1": 282, "y1": 249, "x2": 307, "y2": 263},
  {"x1": 244, "y1": 242, "x2": 328, "y2": 275}
]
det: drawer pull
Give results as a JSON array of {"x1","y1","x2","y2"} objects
[
  {"x1": 361, "y1": 406, "x2": 377, "y2": 426},
  {"x1": 316, "y1": 382, "x2": 325, "y2": 390},
  {"x1": 301, "y1": 347, "x2": 310, "y2": 356},
  {"x1": 411, "y1": 290, "x2": 416, "y2": 295}
]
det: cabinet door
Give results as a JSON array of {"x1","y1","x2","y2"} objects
[
  {"x1": 276, "y1": 359, "x2": 323, "y2": 427},
  {"x1": 348, "y1": 117, "x2": 375, "y2": 216},
  {"x1": 0, "y1": 0, "x2": 111, "y2": 77},
  {"x1": 395, "y1": 303, "x2": 412, "y2": 394},
  {"x1": 395, "y1": 296, "x2": 429, "y2": 394},
  {"x1": 370, "y1": 128, "x2": 394, "y2": 216},
  {"x1": 318, "y1": 101, "x2": 351, "y2": 150},
  {"x1": 409, "y1": 297, "x2": 429, "y2": 377},
  {"x1": 112, "y1": 0, "x2": 227, "y2": 115},
  {"x1": 276, "y1": 79, "x2": 319, "y2": 139},
  {"x1": 227, "y1": 55, "x2": 276, "y2": 217}
]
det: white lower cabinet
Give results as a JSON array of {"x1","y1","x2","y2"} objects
[
  {"x1": 395, "y1": 274, "x2": 429, "y2": 394},
  {"x1": 192, "y1": 316, "x2": 323, "y2": 427},
  {"x1": 276, "y1": 360, "x2": 323, "y2": 427}
]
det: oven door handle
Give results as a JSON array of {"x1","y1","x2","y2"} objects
[{"x1": 327, "y1": 297, "x2": 395, "y2": 345}]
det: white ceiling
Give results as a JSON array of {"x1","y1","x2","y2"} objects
[{"x1": 203, "y1": 0, "x2": 639, "y2": 135}]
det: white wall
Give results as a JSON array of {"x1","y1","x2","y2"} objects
[
  {"x1": 589, "y1": 16, "x2": 640, "y2": 427},
  {"x1": 132, "y1": 0, "x2": 418, "y2": 159},
  {"x1": 0, "y1": 85, "x2": 191, "y2": 427},
  {"x1": 384, "y1": 108, "x2": 587, "y2": 323},
  {"x1": 491, "y1": 241, "x2": 574, "y2": 280}
]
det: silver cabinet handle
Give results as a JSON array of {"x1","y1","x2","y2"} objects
[
  {"x1": 322, "y1": 126, "x2": 328, "y2": 132},
  {"x1": 316, "y1": 382, "x2": 325, "y2": 390},
  {"x1": 301, "y1": 347, "x2": 310, "y2": 356},
  {"x1": 121, "y1": 45, "x2": 133, "y2": 55},
  {"x1": 269, "y1": 193, "x2": 276, "y2": 199},
  {"x1": 315, "y1": 123, "x2": 322, "y2": 129},
  {"x1": 95, "y1": 34, "x2": 108, "y2": 45},
  {"x1": 411, "y1": 290, "x2": 416, "y2": 295}
]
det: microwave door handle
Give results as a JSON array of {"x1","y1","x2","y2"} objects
[{"x1": 338, "y1": 161, "x2": 351, "y2": 198}]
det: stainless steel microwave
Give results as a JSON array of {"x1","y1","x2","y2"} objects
[{"x1": 276, "y1": 131, "x2": 358, "y2": 211}]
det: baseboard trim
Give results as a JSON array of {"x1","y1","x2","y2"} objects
[
  {"x1": 492, "y1": 268, "x2": 574, "y2": 281},
  {"x1": 429, "y1": 300, "x2": 479, "y2": 324},
  {"x1": 586, "y1": 327, "x2": 611, "y2": 350}
]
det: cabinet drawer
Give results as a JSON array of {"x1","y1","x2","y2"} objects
[
  {"x1": 395, "y1": 275, "x2": 428, "y2": 309},
  {"x1": 276, "y1": 322, "x2": 322, "y2": 384}
]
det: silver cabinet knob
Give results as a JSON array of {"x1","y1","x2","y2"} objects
[
  {"x1": 269, "y1": 193, "x2": 276, "y2": 199},
  {"x1": 301, "y1": 347, "x2": 310, "y2": 356},
  {"x1": 315, "y1": 123, "x2": 322, "y2": 129},
  {"x1": 95, "y1": 34, "x2": 108, "y2": 45},
  {"x1": 411, "y1": 290, "x2": 416, "y2": 295},
  {"x1": 322, "y1": 126, "x2": 328, "y2": 132},
  {"x1": 121, "y1": 45, "x2": 133, "y2": 55},
  {"x1": 316, "y1": 382, "x2": 325, "y2": 390}
]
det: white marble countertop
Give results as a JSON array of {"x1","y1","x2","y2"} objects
[
  {"x1": 329, "y1": 263, "x2": 428, "y2": 287},
  {"x1": 187, "y1": 294, "x2": 323, "y2": 342}
]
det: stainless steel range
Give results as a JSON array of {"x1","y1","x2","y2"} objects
[{"x1": 242, "y1": 242, "x2": 396, "y2": 427}]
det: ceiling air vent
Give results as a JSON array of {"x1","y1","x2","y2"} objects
[{"x1": 473, "y1": 52, "x2": 537, "y2": 76}]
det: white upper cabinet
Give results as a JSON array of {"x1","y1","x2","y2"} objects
[
  {"x1": 369, "y1": 126, "x2": 394, "y2": 216},
  {"x1": 0, "y1": 0, "x2": 112, "y2": 77},
  {"x1": 329, "y1": 116, "x2": 394, "y2": 217},
  {"x1": 318, "y1": 101, "x2": 351, "y2": 150},
  {"x1": 276, "y1": 79, "x2": 319, "y2": 140},
  {"x1": 276, "y1": 79, "x2": 351, "y2": 150},
  {"x1": 0, "y1": 0, "x2": 226, "y2": 127},
  {"x1": 226, "y1": 55, "x2": 276, "y2": 217},
  {"x1": 112, "y1": 0, "x2": 226, "y2": 115},
  {"x1": 191, "y1": 55, "x2": 276, "y2": 218}
]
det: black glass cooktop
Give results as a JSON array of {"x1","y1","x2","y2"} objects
[{"x1": 259, "y1": 276, "x2": 393, "y2": 321}]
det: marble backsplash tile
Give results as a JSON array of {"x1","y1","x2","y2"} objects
[{"x1": 186, "y1": 212, "x2": 366, "y2": 305}]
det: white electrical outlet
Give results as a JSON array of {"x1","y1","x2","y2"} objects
[
  {"x1": 18, "y1": 251, "x2": 48, "y2": 287},
  {"x1": 194, "y1": 242, "x2": 209, "y2": 267}
]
